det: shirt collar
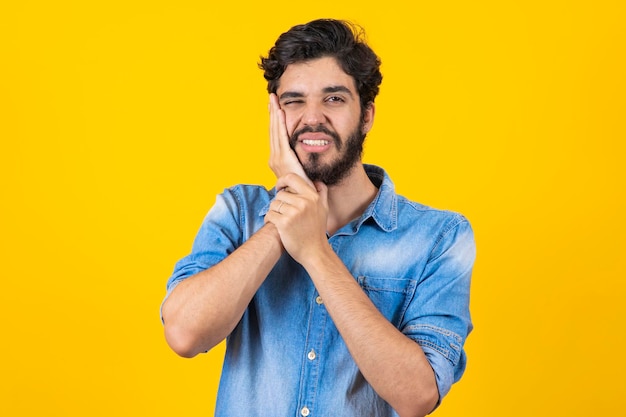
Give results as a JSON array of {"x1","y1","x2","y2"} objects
[
  {"x1": 259, "y1": 164, "x2": 398, "y2": 233},
  {"x1": 359, "y1": 164, "x2": 397, "y2": 232}
]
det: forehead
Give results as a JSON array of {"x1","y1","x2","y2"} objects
[{"x1": 277, "y1": 56, "x2": 357, "y2": 95}]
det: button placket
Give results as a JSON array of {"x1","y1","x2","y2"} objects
[{"x1": 296, "y1": 292, "x2": 327, "y2": 417}]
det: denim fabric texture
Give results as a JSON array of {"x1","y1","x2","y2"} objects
[{"x1": 164, "y1": 165, "x2": 475, "y2": 417}]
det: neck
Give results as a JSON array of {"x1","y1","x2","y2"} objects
[{"x1": 325, "y1": 163, "x2": 378, "y2": 235}]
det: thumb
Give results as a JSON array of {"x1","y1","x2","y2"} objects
[{"x1": 314, "y1": 181, "x2": 328, "y2": 205}]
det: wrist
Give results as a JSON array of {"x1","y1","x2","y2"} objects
[
  {"x1": 259, "y1": 222, "x2": 285, "y2": 250},
  {"x1": 300, "y1": 239, "x2": 337, "y2": 273}
]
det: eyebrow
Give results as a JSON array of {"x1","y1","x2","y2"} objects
[
  {"x1": 322, "y1": 85, "x2": 354, "y2": 97},
  {"x1": 278, "y1": 91, "x2": 305, "y2": 100},
  {"x1": 278, "y1": 85, "x2": 355, "y2": 101}
]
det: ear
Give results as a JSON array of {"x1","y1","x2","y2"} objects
[{"x1": 361, "y1": 102, "x2": 376, "y2": 135}]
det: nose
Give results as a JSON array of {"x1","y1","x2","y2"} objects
[{"x1": 302, "y1": 102, "x2": 325, "y2": 126}]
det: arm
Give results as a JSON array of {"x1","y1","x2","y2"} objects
[
  {"x1": 162, "y1": 222, "x2": 283, "y2": 358},
  {"x1": 163, "y1": 95, "x2": 308, "y2": 358},
  {"x1": 265, "y1": 177, "x2": 439, "y2": 417},
  {"x1": 304, "y1": 248, "x2": 439, "y2": 417}
]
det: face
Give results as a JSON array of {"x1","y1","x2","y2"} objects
[{"x1": 276, "y1": 56, "x2": 374, "y2": 185}]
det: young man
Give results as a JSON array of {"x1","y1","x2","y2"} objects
[{"x1": 162, "y1": 19, "x2": 475, "y2": 417}]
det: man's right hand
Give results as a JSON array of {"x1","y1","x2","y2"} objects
[{"x1": 268, "y1": 93, "x2": 314, "y2": 189}]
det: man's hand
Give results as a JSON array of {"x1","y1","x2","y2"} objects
[
  {"x1": 268, "y1": 94, "x2": 315, "y2": 188},
  {"x1": 264, "y1": 174, "x2": 329, "y2": 265}
]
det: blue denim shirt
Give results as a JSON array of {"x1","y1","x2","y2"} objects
[{"x1": 165, "y1": 165, "x2": 475, "y2": 417}]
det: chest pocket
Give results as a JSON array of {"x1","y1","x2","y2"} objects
[{"x1": 357, "y1": 276, "x2": 418, "y2": 328}]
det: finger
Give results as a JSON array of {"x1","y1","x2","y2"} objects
[
  {"x1": 273, "y1": 96, "x2": 290, "y2": 152},
  {"x1": 264, "y1": 205, "x2": 290, "y2": 227},
  {"x1": 274, "y1": 189, "x2": 300, "y2": 207},
  {"x1": 314, "y1": 181, "x2": 329, "y2": 209},
  {"x1": 275, "y1": 173, "x2": 315, "y2": 196},
  {"x1": 314, "y1": 181, "x2": 328, "y2": 195},
  {"x1": 264, "y1": 209, "x2": 280, "y2": 226},
  {"x1": 270, "y1": 198, "x2": 290, "y2": 214},
  {"x1": 269, "y1": 94, "x2": 280, "y2": 155}
]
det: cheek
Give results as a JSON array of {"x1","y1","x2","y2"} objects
[{"x1": 283, "y1": 113, "x2": 300, "y2": 137}]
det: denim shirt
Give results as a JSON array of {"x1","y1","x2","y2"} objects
[{"x1": 165, "y1": 165, "x2": 475, "y2": 417}]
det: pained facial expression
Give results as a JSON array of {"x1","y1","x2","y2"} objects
[{"x1": 276, "y1": 57, "x2": 374, "y2": 185}]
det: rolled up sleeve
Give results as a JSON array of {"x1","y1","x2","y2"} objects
[
  {"x1": 161, "y1": 187, "x2": 244, "y2": 319},
  {"x1": 402, "y1": 216, "x2": 475, "y2": 404}
]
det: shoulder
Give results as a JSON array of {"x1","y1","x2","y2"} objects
[
  {"x1": 219, "y1": 183, "x2": 274, "y2": 209},
  {"x1": 397, "y1": 195, "x2": 471, "y2": 230},
  {"x1": 203, "y1": 183, "x2": 274, "y2": 232},
  {"x1": 395, "y1": 195, "x2": 475, "y2": 256},
  {"x1": 365, "y1": 164, "x2": 472, "y2": 237}
]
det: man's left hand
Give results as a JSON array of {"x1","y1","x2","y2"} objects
[{"x1": 265, "y1": 173, "x2": 329, "y2": 264}]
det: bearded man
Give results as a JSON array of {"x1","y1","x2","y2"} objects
[{"x1": 161, "y1": 18, "x2": 475, "y2": 417}]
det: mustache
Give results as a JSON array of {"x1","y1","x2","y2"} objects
[{"x1": 290, "y1": 125, "x2": 342, "y2": 150}]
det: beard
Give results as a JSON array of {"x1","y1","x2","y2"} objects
[{"x1": 289, "y1": 119, "x2": 366, "y2": 186}]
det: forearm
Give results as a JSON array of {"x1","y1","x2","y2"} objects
[
  {"x1": 162, "y1": 223, "x2": 283, "y2": 357},
  {"x1": 303, "y1": 247, "x2": 439, "y2": 417}
]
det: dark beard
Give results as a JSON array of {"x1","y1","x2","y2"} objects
[{"x1": 290, "y1": 120, "x2": 366, "y2": 186}]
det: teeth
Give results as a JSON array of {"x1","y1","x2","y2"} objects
[{"x1": 302, "y1": 139, "x2": 329, "y2": 146}]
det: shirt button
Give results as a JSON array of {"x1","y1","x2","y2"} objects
[
  {"x1": 300, "y1": 406, "x2": 310, "y2": 416},
  {"x1": 315, "y1": 296, "x2": 323, "y2": 305},
  {"x1": 307, "y1": 349, "x2": 316, "y2": 360}
]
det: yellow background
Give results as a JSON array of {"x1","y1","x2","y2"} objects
[{"x1": 1, "y1": 1, "x2": 624, "y2": 416}]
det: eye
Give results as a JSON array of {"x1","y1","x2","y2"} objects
[
  {"x1": 282, "y1": 99, "x2": 304, "y2": 107},
  {"x1": 325, "y1": 96, "x2": 345, "y2": 103}
]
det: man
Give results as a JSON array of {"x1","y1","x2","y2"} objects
[{"x1": 162, "y1": 19, "x2": 475, "y2": 417}]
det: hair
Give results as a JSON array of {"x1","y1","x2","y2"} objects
[{"x1": 259, "y1": 19, "x2": 383, "y2": 113}]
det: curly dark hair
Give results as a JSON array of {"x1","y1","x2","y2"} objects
[{"x1": 259, "y1": 19, "x2": 383, "y2": 113}]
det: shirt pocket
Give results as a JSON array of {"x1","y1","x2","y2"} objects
[{"x1": 356, "y1": 276, "x2": 418, "y2": 328}]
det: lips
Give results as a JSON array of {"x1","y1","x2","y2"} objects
[
  {"x1": 296, "y1": 133, "x2": 333, "y2": 154},
  {"x1": 290, "y1": 126, "x2": 341, "y2": 152}
]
